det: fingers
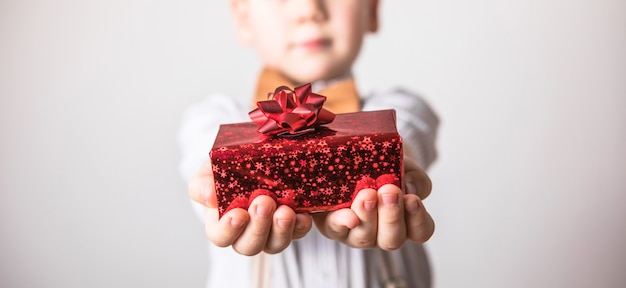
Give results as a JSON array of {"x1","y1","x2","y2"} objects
[
  {"x1": 265, "y1": 205, "x2": 300, "y2": 254},
  {"x1": 346, "y1": 188, "x2": 378, "y2": 248},
  {"x1": 231, "y1": 195, "x2": 276, "y2": 255},
  {"x1": 376, "y1": 184, "x2": 407, "y2": 250},
  {"x1": 193, "y1": 157, "x2": 433, "y2": 254},
  {"x1": 404, "y1": 156, "x2": 432, "y2": 199},
  {"x1": 403, "y1": 194, "x2": 435, "y2": 243},
  {"x1": 313, "y1": 184, "x2": 435, "y2": 250},
  {"x1": 292, "y1": 213, "x2": 313, "y2": 240},
  {"x1": 376, "y1": 184, "x2": 435, "y2": 247},
  {"x1": 205, "y1": 207, "x2": 249, "y2": 247},
  {"x1": 312, "y1": 208, "x2": 360, "y2": 242},
  {"x1": 205, "y1": 194, "x2": 312, "y2": 256},
  {"x1": 314, "y1": 186, "x2": 407, "y2": 250}
]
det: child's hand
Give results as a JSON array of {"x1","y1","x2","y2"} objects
[
  {"x1": 188, "y1": 161, "x2": 313, "y2": 256},
  {"x1": 311, "y1": 157, "x2": 435, "y2": 250}
]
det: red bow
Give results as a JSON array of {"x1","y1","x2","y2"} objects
[{"x1": 249, "y1": 83, "x2": 335, "y2": 136}]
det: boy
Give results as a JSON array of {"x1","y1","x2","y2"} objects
[{"x1": 179, "y1": 0, "x2": 439, "y2": 287}]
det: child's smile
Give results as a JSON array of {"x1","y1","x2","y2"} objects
[{"x1": 293, "y1": 37, "x2": 332, "y2": 53}]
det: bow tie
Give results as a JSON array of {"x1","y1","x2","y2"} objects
[{"x1": 253, "y1": 67, "x2": 361, "y2": 115}]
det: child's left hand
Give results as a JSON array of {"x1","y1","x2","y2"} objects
[{"x1": 311, "y1": 156, "x2": 435, "y2": 250}]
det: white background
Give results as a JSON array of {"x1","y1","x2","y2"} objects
[{"x1": 1, "y1": 0, "x2": 625, "y2": 287}]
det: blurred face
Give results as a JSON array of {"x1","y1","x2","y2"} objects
[{"x1": 232, "y1": 0, "x2": 379, "y2": 84}]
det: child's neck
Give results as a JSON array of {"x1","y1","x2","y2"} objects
[{"x1": 311, "y1": 71, "x2": 353, "y2": 93}]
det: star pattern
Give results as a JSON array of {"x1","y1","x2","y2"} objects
[{"x1": 210, "y1": 110, "x2": 403, "y2": 217}]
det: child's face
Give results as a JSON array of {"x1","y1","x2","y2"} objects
[{"x1": 232, "y1": 0, "x2": 378, "y2": 83}]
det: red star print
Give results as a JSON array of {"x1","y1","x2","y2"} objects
[{"x1": 340, "y1": 184, "x2": 349, "y2": 193}]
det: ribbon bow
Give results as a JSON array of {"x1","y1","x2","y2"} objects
[{"x1": 249, "y1": 83, "x2": 335, "y2": 136}]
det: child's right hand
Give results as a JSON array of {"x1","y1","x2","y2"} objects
[{"x1": 188, "y1": 161, "x2": 313, "y2": 256}]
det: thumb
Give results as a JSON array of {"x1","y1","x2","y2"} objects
[{"x1": 189, "y1": 161, "x2": 218, "y2": 208}]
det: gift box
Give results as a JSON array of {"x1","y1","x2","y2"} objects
[{"x1": 210, "y1": 84, "x2": 403, "y2": 217}]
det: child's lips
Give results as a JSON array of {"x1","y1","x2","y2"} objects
[{"x1": 295, "y1": 38, "x2": 332, "y2": 51}]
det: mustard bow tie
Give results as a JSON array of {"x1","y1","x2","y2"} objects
[{"x1": 253, "y1": 67, "x2": 361, "y2": 115}]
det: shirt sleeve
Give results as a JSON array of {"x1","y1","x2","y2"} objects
[
  {"x1": 177, "y1": 94, "x2": 248, "y2": 219},
  {"x1": 361, "y1": 89, "x2": 439, "y2": 169}
]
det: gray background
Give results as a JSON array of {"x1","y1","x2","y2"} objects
[{"x1": 1, "y1": 0, "x2": 625, "y2": 287}]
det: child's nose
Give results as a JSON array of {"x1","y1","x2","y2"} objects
[{"x1": 290, "y1": 0, "x2": 327, "y2": 24}]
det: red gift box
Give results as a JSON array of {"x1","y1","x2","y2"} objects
[{"x1": 210, "y1": 109, "x2": 404, "y2": 217}]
